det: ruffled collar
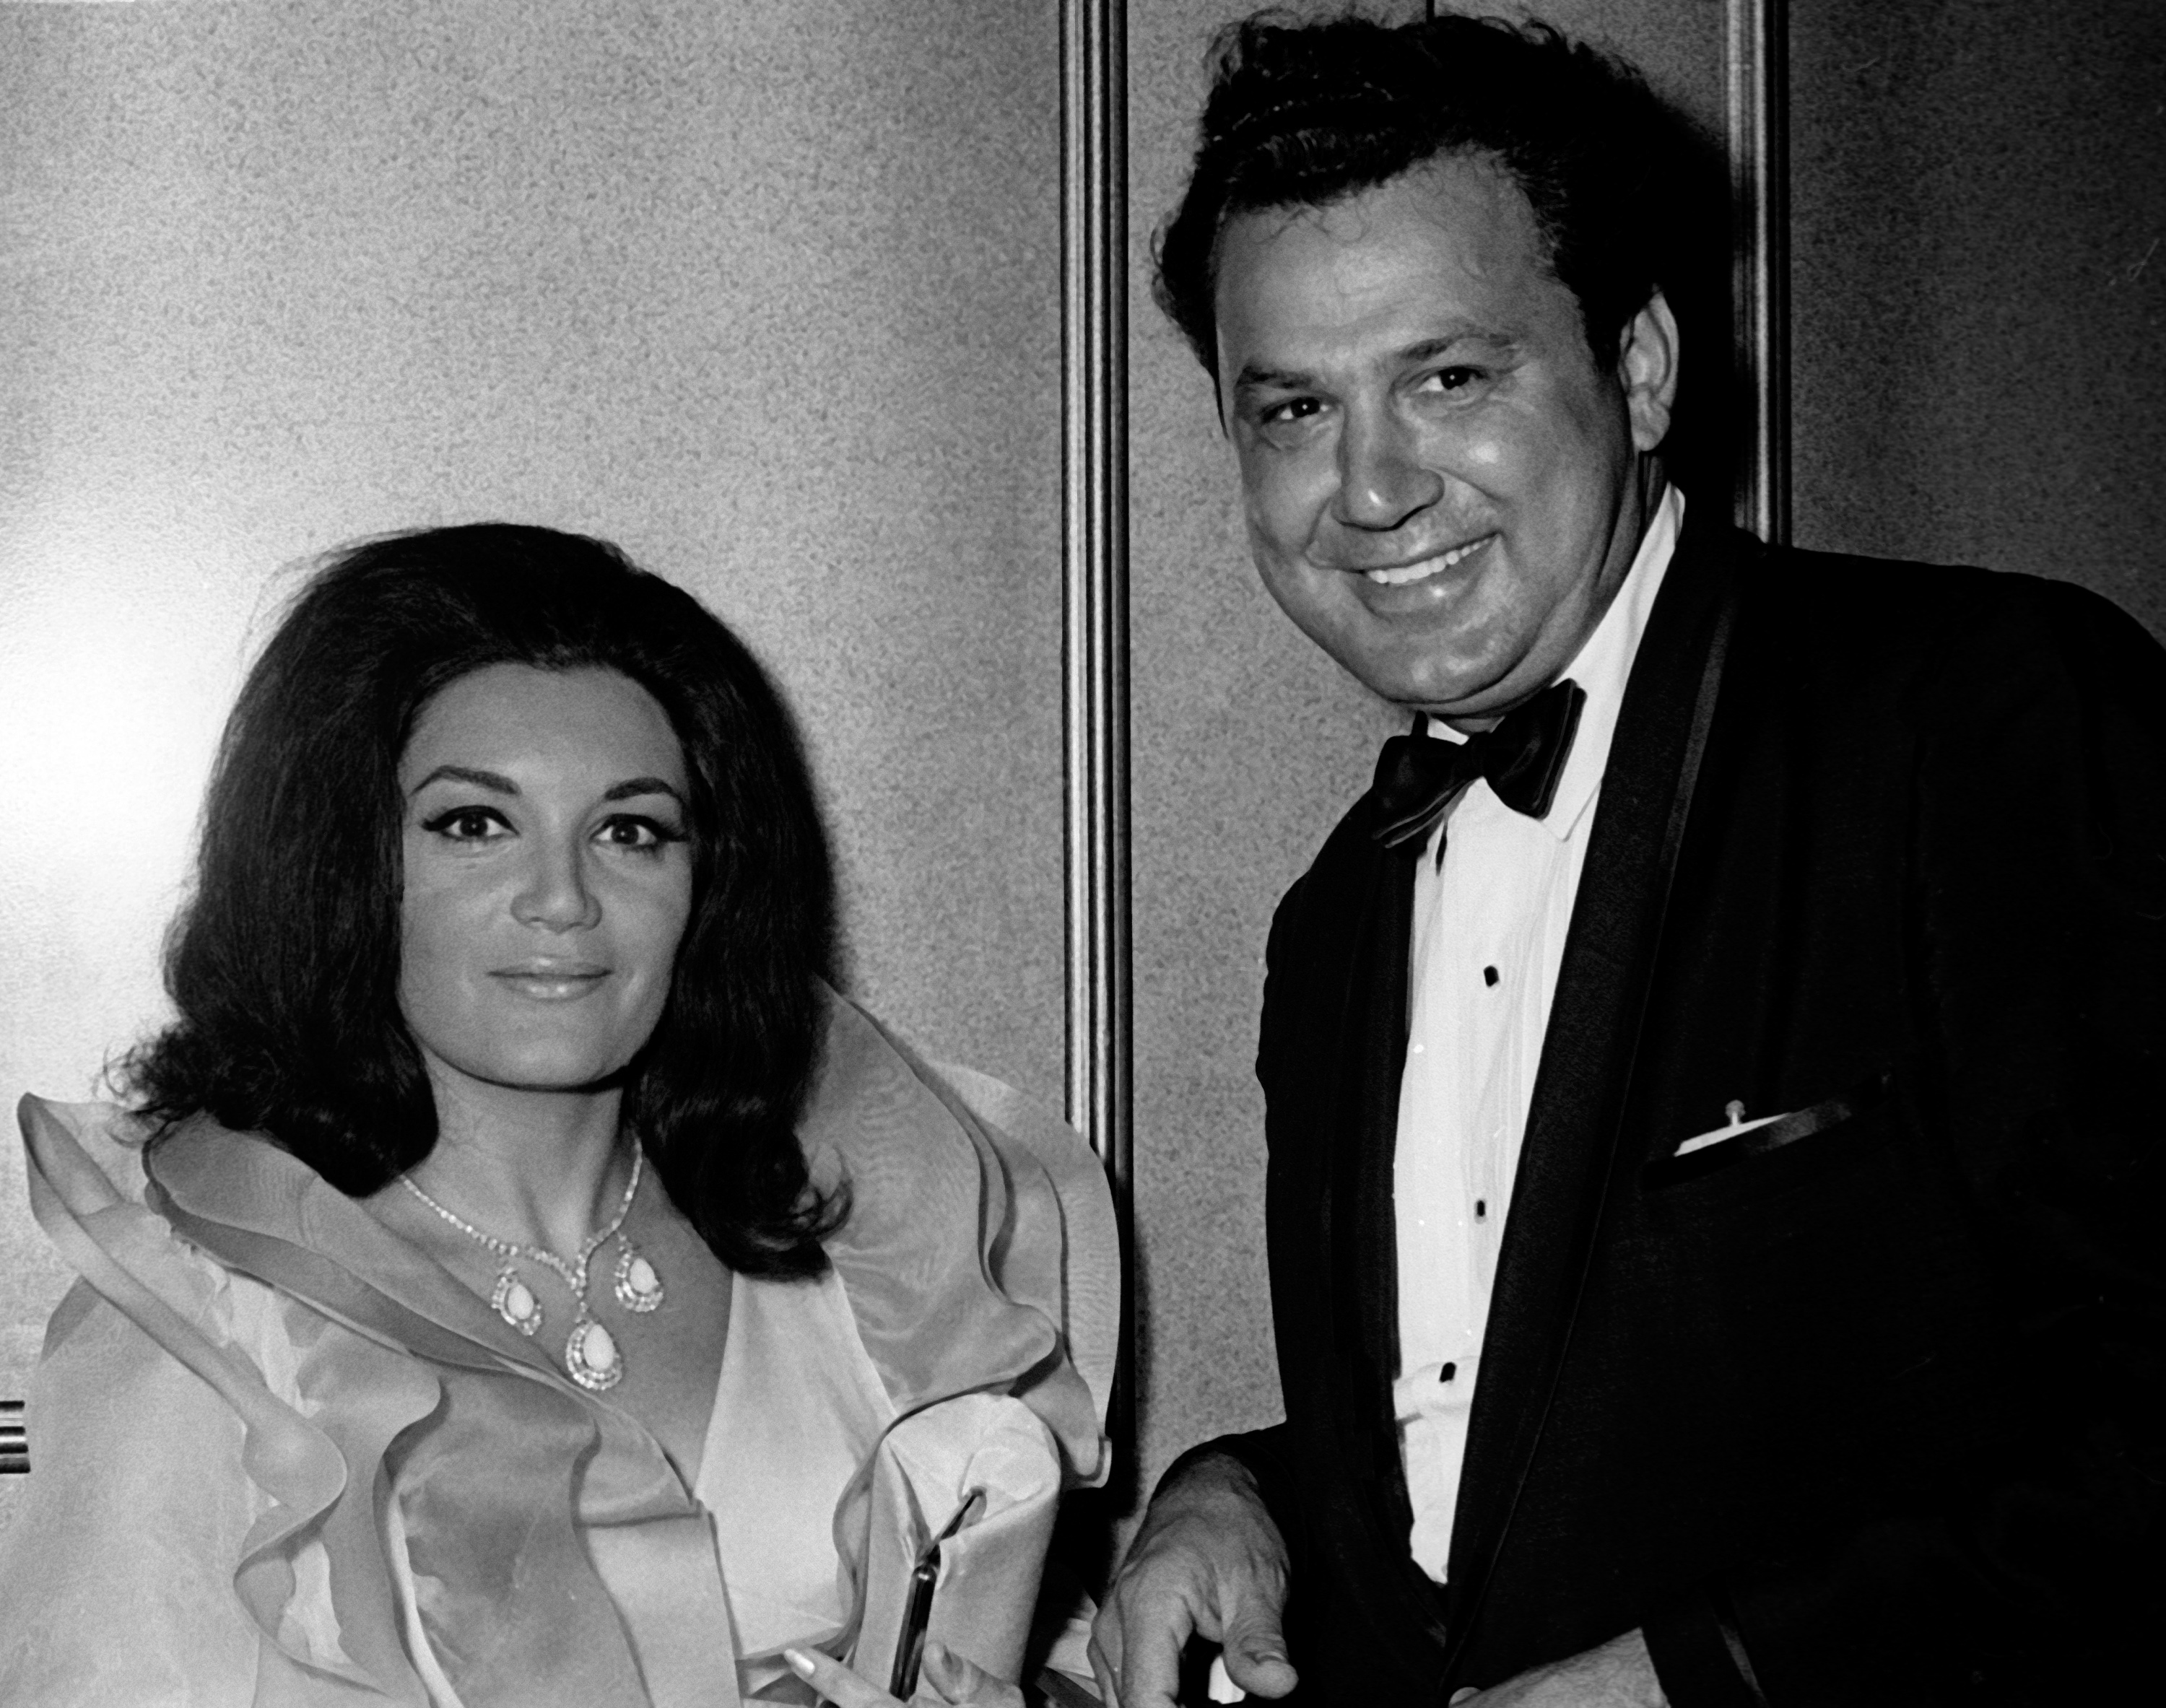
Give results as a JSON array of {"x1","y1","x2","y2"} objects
[
  {"x1": 20, "y1": 985, "x2": 1109, "y2": 1705},
  {"x1": 143, "y1": 986, "x2": 1099, "y2": 1468}
]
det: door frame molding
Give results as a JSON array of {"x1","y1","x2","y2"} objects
[
  {"x1": 1060, "y1": 0, "x2": 1132, "y2": 1432},
  {"x1": 1727, "y1": 0, "x2": 1791, "y2": 543}
]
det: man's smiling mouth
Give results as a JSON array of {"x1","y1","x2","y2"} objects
[{"x1": 1361, "y1": 534, "x2": 1496, "y2": 587}]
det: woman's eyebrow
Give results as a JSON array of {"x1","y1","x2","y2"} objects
[
  {"x1": 409, "y1": 764, "x2": 517, "y2": 797},
  {"x1": 604, "y1": 777, "x2": 687, "y2": 806}
]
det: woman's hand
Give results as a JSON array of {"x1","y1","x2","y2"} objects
[{"x1": 783, "y1": 1640, "x2": 1025, "y2": 1707}]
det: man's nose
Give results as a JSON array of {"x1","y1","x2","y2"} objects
[
  {"x1": 1332, "y1": 409, "x2": 1443, "y2": 531},
  {"x1": 512, "y1": 841, "x2": 601, "y2": 931}
]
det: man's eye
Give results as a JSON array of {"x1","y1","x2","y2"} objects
[
  {"x1": 1419, "y1": 366, "x2": 1484, "y2": 393},
  {"x1": 1258, "y1": 396, "x2": 1324, "y2": 426},
  {"x1": 421, "y1": 807, "x2": 510, "y2": 842}
]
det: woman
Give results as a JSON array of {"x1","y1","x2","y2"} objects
[{"x1": 1, "y1": 525, "x2": 1111, "y2": 1706}]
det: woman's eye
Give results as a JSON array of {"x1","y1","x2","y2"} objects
[
  {"x1": 597, "y1": 816, "x2": 684, "y2": 853},
  {"x1": 421, "y1": 806, "x2": 510, "y2": 842}
]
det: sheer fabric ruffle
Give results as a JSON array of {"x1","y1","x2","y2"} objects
[{"x1": 1, "y1": 988, "x2": 1112, "y2": 1706}]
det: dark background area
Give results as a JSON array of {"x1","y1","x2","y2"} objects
[{"x1": 1791, "y1": 0, "x2": 2165, "y2": 633}]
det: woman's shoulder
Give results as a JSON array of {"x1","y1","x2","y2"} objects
[
  {"x1": 17, "y1": 1097, "x2": 262, "y2": 1333},
  {"x1": 795, "y1": 991, "x2": 1115, "y2": 1483},
  {"x1": 7, "y1": 1095, "x2": 442, "y2": 1700}
]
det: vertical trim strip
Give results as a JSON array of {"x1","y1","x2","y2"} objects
[
  {"x1": 1060, "y1": 0, "x2": 1132, "y2": 1427},
  {"x1": 0, "y1": 1398, "x2": 26, "y2": 1476},
  {"x1": 1726, "y1": 0, "x2": 1791, "y2": 544}
]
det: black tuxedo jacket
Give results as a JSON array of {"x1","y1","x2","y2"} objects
[{"x1": 1204, "y1": 513, "x2": 2166, "y2": 1705}]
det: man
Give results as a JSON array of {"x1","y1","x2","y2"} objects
[{"x1": 1092, "y1": 12, "x2": 2164, "y2": 1707}]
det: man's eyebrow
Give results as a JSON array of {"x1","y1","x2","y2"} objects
[
  {"x1": 1231, "y1": 331, "x2": 1520, "y2": 395},
  {"x1": 409, "y1": 764, "x2": 517, "y2": 798},
  {"x1": 1400, "y1": 331, "x2": 1518, "y2": 362},
  {"x1": 1232, "y1": 361, "x2": 1316, "y2": 394},
  {"x1": 604, "y1": 777, "x2": 687, "y2": 806}
]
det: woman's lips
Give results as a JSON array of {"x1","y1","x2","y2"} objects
[{"x1": 490, "y1": 967, "x2": 610, "y2": 1001}]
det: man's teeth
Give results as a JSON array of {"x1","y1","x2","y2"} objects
[{"x1": 1363, "y1": 536, "x2": 1492, "y2": 586}]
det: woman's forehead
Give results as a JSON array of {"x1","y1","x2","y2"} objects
[{"x1": 401, "y1": 665, "x2": 687, "y2": 790}]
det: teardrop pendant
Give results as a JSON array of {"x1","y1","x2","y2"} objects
[
  {"x1": 565, "y1": 1315, "x2": 622, "y2": 1392},
  {"x1": 613, "y1": 1242, "x2": 664, "y2": 1313},
  {"x1": 492, "y1": 1268, "x2": 543, "y2": 1337}
]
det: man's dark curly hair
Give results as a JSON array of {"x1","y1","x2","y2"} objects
[
  {"x1": 1156, "y1": 7, "x2": 1695, "y2": 385},
  {"x1": 123, "y1": 523, "x2": 844, "y2": 1277}
]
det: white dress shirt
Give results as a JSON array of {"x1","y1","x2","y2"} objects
[{"x1": 1392, "y1": 485, "x2": 1684, "y2": 1582}]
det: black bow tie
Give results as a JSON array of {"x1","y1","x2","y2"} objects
[{"x1": 1368, "y1": 679, "x2": 1586, "y2": 853}]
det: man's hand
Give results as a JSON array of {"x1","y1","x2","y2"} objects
[
  {"x1": 784, "y1": 1639, "x2": 1022, "y2": 1707},
  {"x1": 1448, "y1": 1630, "x2": 1667, "y2": 1708},
  {"x1": 1089, "y1": 1452, "x2": 1299, "y2": 1707}
]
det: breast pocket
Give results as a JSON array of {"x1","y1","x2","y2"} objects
[{"x1": 1643, "y1": 1069, "x2": 1894, "y2": 1191}]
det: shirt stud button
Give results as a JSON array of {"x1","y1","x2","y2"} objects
[
  {"x1": 1440, "y1": 1362, "x2": 1457, "y2": 1383},
  {"x1": 1482, "y1": 965, "x2": 1500, "y2": 987},
  {"x1": 1474, "y1": 1199, "x2": 1487, "y2": 1220}
]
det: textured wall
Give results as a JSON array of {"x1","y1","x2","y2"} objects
[
  {"x1": 1790, "y1": 0, "x2": 2165, "y2": 635},
  {"x1": 0, "y1": 0, "x2": 1063, "y2": 1438},
  {"x1": 1124, "y1": 0, "x2": 1726, "y2": 1520}
]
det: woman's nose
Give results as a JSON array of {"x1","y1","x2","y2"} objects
[
  {"x1": 1333, "y1": 409, "x2": 1444, "y2": 531},
  {"x1": 511, "y1": 840, "x2": 600, "y2": 931}
]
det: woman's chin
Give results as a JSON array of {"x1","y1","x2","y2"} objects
[{"x1": 425, "y1": 1047, "x2": 641, "y2": 1102}]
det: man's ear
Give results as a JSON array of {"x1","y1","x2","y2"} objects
[{"x1": 1617, "y1": 289, "x2": 1681, "y2": 453}]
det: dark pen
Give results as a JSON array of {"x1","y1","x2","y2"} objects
[{"x1": 889, "y1": 1489, "x2": 986, "y2": 1700}]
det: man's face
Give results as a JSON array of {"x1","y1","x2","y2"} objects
[{"x1": 1212, "y1": 154, "x2": 1676, "y2": 721}]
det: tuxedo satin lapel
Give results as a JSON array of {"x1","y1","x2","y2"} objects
[
  {"x1": 1442, "y1": 517, "x2": 1747, "y2": 1651},
  {"x1": 1271, "y1": 813, "x2": 1453, "y2": 1676}
]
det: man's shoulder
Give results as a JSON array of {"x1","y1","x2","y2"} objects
[
  {"x1": 1266, "y1": 790, "x2": 1381, "y2": 946},
  {"x1": 1713, "y1": 533, "x2": 2166, "y2": 718},
  {"x1": 1749, "y1": 539, "x2": 2156, "y2": 666}
]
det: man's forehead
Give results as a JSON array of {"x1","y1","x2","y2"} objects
[
  {"x1": 1212, "y1": 160, "x2": 1560, "y2": 365},
  {"x1": 1217, "y1": 151, "x2": 1542, "y2": 268}
]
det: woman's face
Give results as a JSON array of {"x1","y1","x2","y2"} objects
[{"x1": 397, "y1": 664, "x2": 695, "y2": 1099}]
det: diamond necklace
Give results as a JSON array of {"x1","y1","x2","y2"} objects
[{"x1": 399, "y1": 1146, "x2": 666, "y2": 1393}]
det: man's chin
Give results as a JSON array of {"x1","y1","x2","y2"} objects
[
  {"x1": 1353, "y1": 634, "x2": 1586, "y2": 725},
  {"x1": 1311, "y1": 606, "x2": 1532, "y2": 717},
  {"x1": 1345, "y1": 654, "x2": 1523, "y2": 722}
]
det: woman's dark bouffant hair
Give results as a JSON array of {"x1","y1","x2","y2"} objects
[
  {"x1": 1154, "y1": 8, "x2": 1695, "y2": 382},
  {"x1": 122, "y1": 523, "x2": 844, "y2": 1277}
]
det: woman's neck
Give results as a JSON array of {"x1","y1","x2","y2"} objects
[{"x1": 406, "y1": 1061, "x2": 634, "y2": 1259}]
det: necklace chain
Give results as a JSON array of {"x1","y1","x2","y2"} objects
[
  {"x1": 398, "y1": 1146, "x2": 663, "y2": 1391},
  {"x1": 400, "y1": 1147, "x2": 644, "y2": 1299}
]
